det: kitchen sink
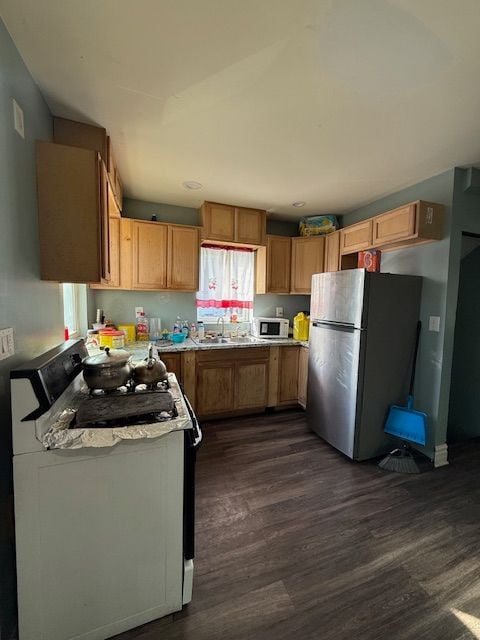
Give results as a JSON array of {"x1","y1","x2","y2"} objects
[{"x1": 194, "y1": 335, "x2": 259, "y2": 345}]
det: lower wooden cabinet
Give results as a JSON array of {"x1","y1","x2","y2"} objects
[
  {"x1": 297, "y1": 347, "x2": 309, "y2": 409},
  {"x1": 159, "y1": 345, "x2": 309, "y2": 419},
  {"x1": 235, "y1": 360, "x2": 269, "y2": 410},
  {"x1": 159, "y1": 353, "x2": 182, "y2": 382},
  {"x1": 195, "y1": 348, "x2": 269, "y2": 417},
  {"x1": 196, "y1": 362, "x2": 235, "y2": 416},
  {"x1": 278, "y1": 346, "x2": 300, "y2": 405}
]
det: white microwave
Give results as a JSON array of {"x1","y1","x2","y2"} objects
[{"x1": 252, "y1": 317, "x2": 289, "y2": 339}]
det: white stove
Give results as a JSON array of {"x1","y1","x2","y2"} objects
[{"x1": 11, "y1": 339, "x2": 201, "y2": 640}]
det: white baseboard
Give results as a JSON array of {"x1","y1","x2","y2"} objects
[{"x1": 434, "y1": 443, "x2": 449, "y2": 467}]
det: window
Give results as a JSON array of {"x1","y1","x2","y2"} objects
[
  {"x1": 196, "y1": 246, "x2": 254, "y2": 323},
  {"x1": 62, "y1": 283, "x2": 80, "y2": 338}
]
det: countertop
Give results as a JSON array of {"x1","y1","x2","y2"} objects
[{"x1": 115, "y1": 337, "x2": 309, "y2": 359}]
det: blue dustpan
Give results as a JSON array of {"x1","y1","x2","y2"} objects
[
  {"x1": 384, "y1": 395, "x2": 427, "y2": 446},
  {"x1": 384, "y1": 321, "x2": 427, "y2": 447}
]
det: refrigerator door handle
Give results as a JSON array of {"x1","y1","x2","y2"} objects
[{"x1": 312, "y1": 320, "x2": 361, "y2": 331}]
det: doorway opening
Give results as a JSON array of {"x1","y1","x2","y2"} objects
[{"x1": 447, "y1": 232, "x2": 480, "y2": 443}]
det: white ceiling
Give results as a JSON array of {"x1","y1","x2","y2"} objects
[{"x1": 2, "y1": 0, "x2": 480, "y2": 219}]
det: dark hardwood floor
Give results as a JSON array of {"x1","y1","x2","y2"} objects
[{"x1": 115, "y1": 410, "x2": 480, "y2": 640}]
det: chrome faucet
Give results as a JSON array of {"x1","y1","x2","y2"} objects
[{"x1": 217, "y1": 317, "x2": 225, "y2": 337}]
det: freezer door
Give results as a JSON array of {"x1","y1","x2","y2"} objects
[
  {"x1": 306, "y1": 322, "x2": 363, "y2": 458},
  {"x1": 310, "y1": 269, "x2": 366, "y2": 329}
]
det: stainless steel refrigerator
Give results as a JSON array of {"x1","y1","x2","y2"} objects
[{"x1": 307, "y1": 269, "x2": 422, "y2": 461}]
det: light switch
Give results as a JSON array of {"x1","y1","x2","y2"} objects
[
  {"x1": 0, "y1": 328, "x2": 14, "y2": 360},
  {"x1": 13, "y1": 99, "x2": 25, "y2": 138},
  {"x1": 428, "y1": 316, "x2": 440, "y2": 332}
]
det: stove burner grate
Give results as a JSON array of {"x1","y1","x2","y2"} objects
[{"x1": 76, "y1": 386, "x2": 176, "y2": 428}]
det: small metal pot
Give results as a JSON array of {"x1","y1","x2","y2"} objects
[
  {"x1": 82, "y1": 347, "x2": 133, "y2": 391},
  {"x1": 132, "y1": 345, "x2": 168, "y2": 387}
]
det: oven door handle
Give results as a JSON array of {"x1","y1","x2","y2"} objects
[{"x1": 183, "y1": 394, "x2": 203, "y2": 449}]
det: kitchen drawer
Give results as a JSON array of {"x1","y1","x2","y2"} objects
[{"x1": 196, "y1": 347, "x2": 269, "y2": 363}]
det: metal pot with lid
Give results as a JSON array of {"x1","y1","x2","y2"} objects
[
  {"x1": 132, "y1": 344, "x2": 168, "y2": 387},
  {"x1": 82, "y1": 347, "x2": 133, "y2": 391}
]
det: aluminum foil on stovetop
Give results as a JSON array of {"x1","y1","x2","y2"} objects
[{"x1": 42, "y1": 373, "x2": 192, "y2": 450}]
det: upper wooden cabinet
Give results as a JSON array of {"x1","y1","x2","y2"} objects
[
  {"x1": 53, "y1": 117, "x2": 108, "y2": 162},
  {"x1": 106, "y1": 137, "x2": 123, "y2": 212},
  {"x1": 290, "y1": 236, "x2": 325, "y2": 294},
  {"x1": 201, "y1": 202, "x2": 235, "y2": 241},
  {"x1": 201, "y1": 201, "x2": 266, "y2": 246},
  {"x1": 132, "y1": 221, "x2": 168, "y2": 290},
  {"x1": 372, "y1": 200, "x2": 444, "y2": 249},
  {"x1": 116, "y1": 220, "x2": 199, "y2": 292},
  {"x1": 167, "y1": 225, "x2": 200, "y2": 291},
  {"x1": 235, "y1": 207, "x2": 266, "y2": 245},
  {"x1": 324, "y1": 231, "x2": 341, "y2": 272},
  {"x1": 91, "y1": 182, "x2": 122, "y2": 290},
  {"x1": 91, "y1": 219, "x2": 199, "y2": 292},
  {"x1": 256, "y1": 235, "x2": 291, "y2": 294},
  {"x1": 54, "y1": 117, "x2": 123, "y2": 211},
  {"x1": 36, "y1": 141, "x2": 110, "y2": 283},
  {"x1": 340, "y1": 219, "x2": 373, "y2": 255}
]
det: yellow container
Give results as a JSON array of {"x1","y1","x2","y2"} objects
[
  {"x1": 293, "y1": 312, "x2": 309, "y2": 341},
  {"x1": 117, "y1": 323, "x2": 136, "y2": 344},
  {"x1": 98, "y1": 330, "x2": 125, "y2": 349}
]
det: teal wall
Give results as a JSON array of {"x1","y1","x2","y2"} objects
[
  {"x1": 91, "y1": 290, "x2": 310, "y2": 333},
  {"x1": 92, "y1": 199, "x2": 308, "y2": 331},
  {"x1": 448, "y1": 244, "x2": 480, "y2": 441},
  {"x1": 123, "y1": 198, "x2": 199, "y2": 226},
  {"x1": 0, "y1": 18, "x2": 62, "y2": 637},
  {"x1": 342, "y1": 170, "x2": 455, "y2": 458},
  {"x1": 123, "y1": 197, "x2": 300, "y2": 236}
]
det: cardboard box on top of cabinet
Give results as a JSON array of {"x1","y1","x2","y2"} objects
[{"x1": 358, "y1": 250, "x2": 381, "y2": 272}]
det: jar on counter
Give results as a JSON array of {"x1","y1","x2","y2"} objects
[
  {"x1": 117, "y1": 323, "x2": 136, "y2": 344},
  {"x1": 98, "y1": 329, "x2": 125, "y2": 349}
]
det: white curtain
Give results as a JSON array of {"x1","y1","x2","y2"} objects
[{"x1": 196, "y1": 246, "x2": 254, "y2": 317}]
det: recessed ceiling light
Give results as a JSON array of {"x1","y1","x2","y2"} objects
[
  {"x1": 182, "y1": 181, "x2": 203, "y2": 190},
  {"x1": 292, "y1": 201, "x2": 306, "y2": 207}
]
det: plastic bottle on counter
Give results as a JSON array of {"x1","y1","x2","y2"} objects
[
  {"x1": 190, "y1": 322, "x2": 197, "y2": 338},
  {"x1": 136, "y1": 312, "x2": 150, "y2": 341},
  {"x1": 293, "y1": 312, "x2": 309, "y2": 341},
  {"x1": 182, "y1": 321, "x2": 189, "y2": 337},
  {"x1": 197, "y1": 321, "x2": 205, "y2": 340},
  {"x1": 173, "y1": 315, "x2": 182, "y2": 334}
]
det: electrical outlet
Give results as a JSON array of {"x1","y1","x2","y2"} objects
[
  {"x1": 276, "y1": 307, "x2": 284, "y2": 318},
  {"x1": 0, "y1": 328, "x2": 14, "y2": 360},
  {"x1": 13, "y1": 99, "x2": 24, "y2": 138}
]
